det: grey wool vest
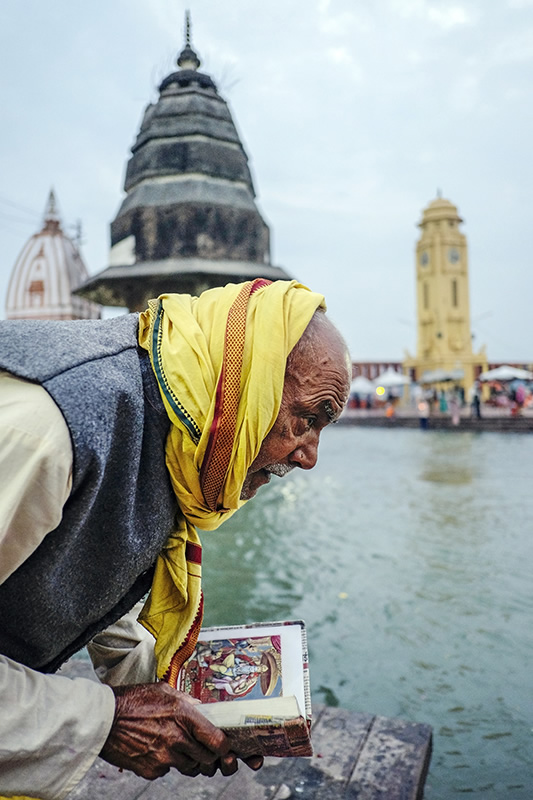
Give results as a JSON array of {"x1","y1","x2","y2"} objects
[{"x1": 0, "y1": 314, "x2": 179, "y2": 672}]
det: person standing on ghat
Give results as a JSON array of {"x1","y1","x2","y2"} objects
[{"x1": 0, "y1": 279, "x2": 351, "y2": 799}]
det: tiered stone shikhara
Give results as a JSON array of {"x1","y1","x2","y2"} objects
[{"x1": 77, "y1": 14, "x2": 290, "y2": 310}]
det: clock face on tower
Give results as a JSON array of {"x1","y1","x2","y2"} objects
[
  {"x1": 448, "y1": 247, "x2": 460, "y2": 264},
  {"x1": 420, "y1": 251, "x2": 429, "y2": 266}
]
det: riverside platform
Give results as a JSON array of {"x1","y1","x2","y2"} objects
[
  {"x1": 62, "y1": 661, "x2": 433, "y2": 800},
  {"x1": 339, "y1": 407, "x2": 533, "y2": 432}
]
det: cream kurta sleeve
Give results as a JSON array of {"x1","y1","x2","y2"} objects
[
  {"x1": 0, "y1": 655, "x2": 116, "y2": 800},
  {"x1": 88, "y1": 600, "x2": 157, "y2": 686},
  {"x1": 0, "y1": 371, "x2": 73, "y2": 583},
  {"x1": 0, "y1": 372, "x2": 116, "y2": 800}
]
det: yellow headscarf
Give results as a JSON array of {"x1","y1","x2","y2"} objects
[{"x1": 137, "y1": 279, "x2": 325, "y2": 683}]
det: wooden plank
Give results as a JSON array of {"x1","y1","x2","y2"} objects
[
  {"x1": 217, "y1": 761, "x2": 289, "y2": 800},
  {"x1": 67, "y1": 758, "x2": 151, "y2": 800},
  {"x1": 68, "y1": 705, "x2": 379, "y2": 800},
  {"x1": 276, "y1": 706, "x2": 376, "y2": 800},
  {"x1": 212, "y1": 706, "x2": 378, "y2": 800},
  {"x1": 309, "y1": 705, "x2": 375, "y2": 782},
  {"x1": 189, "y1": 712, "x2": 333, "y2": 800},
  {"x1": 59, "y1": 663, "x2": 432, "y2": 799},
  {"x1": 133, "y1": 768, "x2": 230, "y2": 800},
  {"x1": 346, "y1": 714, "x2": 433, "y2": 800}
]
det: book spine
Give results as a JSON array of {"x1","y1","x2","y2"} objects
[
  {"x1": 221, "y1": 717, "x2": 313, "y2": 759},
  {"x1": 300, "y1": 623, "x2": 312, "y2": 722}
]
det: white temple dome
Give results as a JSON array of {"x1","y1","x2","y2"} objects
[{"x1": 5, "y1": 190, "x2": 101, "y2": 320}]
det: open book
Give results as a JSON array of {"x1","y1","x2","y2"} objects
[{"x1": 177, "y1": 619, "x2": 312, "y2": 758}]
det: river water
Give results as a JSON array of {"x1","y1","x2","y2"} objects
[{"x1": 201, "y1": 426, "x2": 533, "y2": 799}]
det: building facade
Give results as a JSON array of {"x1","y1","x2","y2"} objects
[{"x1": 351, "y1": 361, "x2": 403, "y2": 380}]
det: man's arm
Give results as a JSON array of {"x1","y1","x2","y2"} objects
[
  {"x1": 87, "y1": 601, "x2": 157, "y2": 686},
  {"x1": 0, "y1": 654, "x2": 115, "y2": 800},
  {"x1": 0, "y1": 371, "x2": 73, "y2": 584}
]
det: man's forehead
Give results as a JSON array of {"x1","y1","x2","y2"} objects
[{"x1": 286, "y1": 316, "x2": 350, "y2": 407}]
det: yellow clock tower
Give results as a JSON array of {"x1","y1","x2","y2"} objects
[{"x1": 404, "y1": 196, "x2": 487, "y2": 393}]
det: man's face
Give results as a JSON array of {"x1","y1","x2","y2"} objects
[{"x1": 240, "y1": 325, "x2": 350, "y2": 500}]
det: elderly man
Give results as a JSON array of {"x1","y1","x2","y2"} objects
[{"x1": 0, "y1": 279, "x2": 350, "y2": 799}]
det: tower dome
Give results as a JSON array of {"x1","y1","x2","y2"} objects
[
  {"x1": 5, "y1": 190, "x2": 100, "y2": 321},
  {"x1": 419, "y1": 195, "x2": 463, "y2": 226},
  {"x1": 77, "y1": 14, "x2": 290, "y2": 311}
]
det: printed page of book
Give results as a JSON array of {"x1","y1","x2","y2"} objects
[
  {"x1": 178, "y1": 620, "x2": 309, "y2": 720},
  {"x1": 197, "y1": 694, "x2": 301, "y2": 727}
]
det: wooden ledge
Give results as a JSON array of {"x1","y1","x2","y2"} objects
[{"x1": 63, "y1": 662, "x2": 432, "y2": 800}]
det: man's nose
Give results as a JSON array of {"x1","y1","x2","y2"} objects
[{"x1": 290, "y1": 438, "x2": 319, "y2": 470}]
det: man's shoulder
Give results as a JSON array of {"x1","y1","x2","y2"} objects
[{"x1": 0, "y1": 314, "x2": 141, "y2": 382}]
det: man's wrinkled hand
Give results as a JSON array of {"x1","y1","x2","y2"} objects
[
  {"x1": 198, "y1": 753, "x2": 264, "y2": 777},
  {"x1": 100, "y1": 682, "x2": 233, "y2": 779}
]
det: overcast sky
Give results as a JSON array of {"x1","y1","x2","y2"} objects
[{"x1": 1, "y1": 0, "x2": 532, "y2": 361}]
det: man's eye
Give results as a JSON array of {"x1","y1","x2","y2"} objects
[{"x1": 295, "y1": 415, "x2": 316, "y2": 435}]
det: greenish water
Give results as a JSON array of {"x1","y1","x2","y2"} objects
[{"x1": 201, "y1": 427, "x2": 533, "y2": 799}]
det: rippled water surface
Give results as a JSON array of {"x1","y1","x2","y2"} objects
[{"x1": 201, "y1": 427, "x2": 533, "y2": 799}]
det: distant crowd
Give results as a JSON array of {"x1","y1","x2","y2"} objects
[{"x1": 348, "y1": 378, "x2": 533, "y2": 426}]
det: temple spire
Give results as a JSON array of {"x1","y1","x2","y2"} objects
[
  {"x1": 44, "y1": 188, "x2": 60, "y2": 223},
  {"x1": 177, "y1": 10, "x2": 201, "y2": 71},
  {"x1": 185, "y1": 9, "x2": 191, "y2": 46},
  {"x1": 42, "y1": 187, "x2": 61, "y2": 233}
]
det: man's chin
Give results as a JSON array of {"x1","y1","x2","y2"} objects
[{"x1": 240, "y1": 469, "x2": 271, "y2": 500}]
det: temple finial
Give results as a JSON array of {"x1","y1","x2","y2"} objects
[
  {"x1": 177, "y1": 10, "x2": 201, "y2": 71},
  {"x1": 42, "y1": 187, "x2": 61, "y2": 232},
  {"x1": 185, "y1": 10, "x2": 191, "y2": 46},
  {"x1": 44, "y1": 188, "x2": 60, "y2": 222}
]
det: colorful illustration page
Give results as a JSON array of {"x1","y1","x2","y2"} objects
[{"x1": 180, "y1": 622, "x2": 307, "y2": 715}]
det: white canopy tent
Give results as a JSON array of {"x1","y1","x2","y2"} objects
[
  {"x1": 350, "y1": 375, "x2": 375, "y2": 395},
  {"x1": 478, "y1": 365, "x2": 533, "y2": 382},
  {"x1": 373, "y1": 368, "x2": 411, "y2": 388},
  {"x1": 420, "y1": 368, "x2": 464, "y2": 384}
]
